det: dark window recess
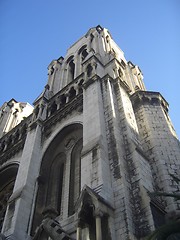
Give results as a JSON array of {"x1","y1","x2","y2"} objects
[
  {"x1": 87, "y1": 64, "x2": 93, "y2": 77},
  {"x1": 78, "y1": 45, "x2": 87, "y2": 55},
  {"x1": 60, "y1": 95, "x2": 66, "y2": 105},
  {"x1": 150, "y1": 202, "x2": 166, "y2": 228},
  {"x1": 102, "y1": 215, "x2": 111, "y2": 240},
  {"x1": 66, "y1": 55, "x2": 74, "y2": 64},
  {"x1": 68, "y1": 139, "x2": 82, "y2": 216},
  {"x1": 34, "y1": 106, "x2": 39, "y2": 118},
  {"x1": 50, "y1": 102, "x2": 57, "y2": 115},
  {"x1": 69, "y1": 60, "x2": 75, "y2": 81},
  {"x1": 69, "y1": 87, "x2": 76, "y2": 100},
  {"x1": 81, "y1": 49, "x2": 88, "y2": 61},
  {"x1": 69, "y1": 60, "x2": 75, "y2": 80},
  {"x1": 57, "y1": 163, "x2": 64, "y2": 213}
]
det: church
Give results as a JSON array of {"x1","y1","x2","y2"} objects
[{"x1": 0, "y1": 25, "x2": 180, "y2": 240}]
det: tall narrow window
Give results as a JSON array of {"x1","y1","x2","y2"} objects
[
  {"x1": 31, "y1": 124, "x2": 83, "y2": 236},
  {"x1": 68, "y1": 139, "x2": 82, "y2": 216},
  {"x1": 78, "y1": 45, "x2": 88, "y2": 61},
  {"x1": 46, "y1": 153, "x2": 65, "y2": 214},
  {"x1": 50, "y1": 101, "x2": 57, "y2": 115},
  {"x1": 66, "y1": 55, "x2": 75, "y2": 83},
  {"x1": 69, "y1": 60, "x2": 75, "y2": 81}
]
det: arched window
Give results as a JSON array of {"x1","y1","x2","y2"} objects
[
  {"x1": 66, "y1": 56, "x2": 75, "y2": 83},
  {"x1": 69, "y1": 60, "x2": 75, "y2": 81},
  {"x1": 46, "y1": 153, "x2": 65, "y2": 213},
  {"x1": 31, "y1": 124, "x2": 83, "y2": 236},
  {"x1": 0, "y1": 164, "x2": 18, "y2": 231},
  {"x1": 78, "y1": 45, "x2": 88, "y2": 61}
]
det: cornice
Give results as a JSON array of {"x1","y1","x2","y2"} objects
[{"x1": 130, "y1": 91, "x2": 169, "y2": 112}]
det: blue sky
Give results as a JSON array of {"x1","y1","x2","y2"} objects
[{"x1": 0, "y1": 0, "x2": 180, "y2": 138}]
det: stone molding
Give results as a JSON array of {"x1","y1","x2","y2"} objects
[{"x1": 130, "y1": 91, "x2": 169, "y2": 112}]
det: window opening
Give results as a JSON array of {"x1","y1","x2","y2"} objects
[
  {"x1": 69, "y1": 60, "x2": 75, "y2": 81},
  {"x1": 50, "y1": 101, "x2": 57, "y2": 115},
  {"x1": 60, "y1": 94, "x2": 66, "y2": 105},
  {"x1": 69, "y1": 87, "x2": 76, "y2": 101},
  {"x1": 87, "y1": 64, "x2": 93, "y2": 78},
  {"x1": 81, "y1": 49, "x2": 88, "y2": 61},
  {"x1": 150, "y1": 202, "x2": 166, "y2": 228}
]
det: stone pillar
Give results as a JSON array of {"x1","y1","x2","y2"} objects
[
  {"x1": 76, "y1": 226, "x2": 81, "y2": 240},
  {"x1": 2, "y1": 122, "x2": 43, "y2": 239},
  {"x1": 76, "y1": 218, "x2": 84, "y2": 240},
  {"x1": 95, "y1": 215, "x2": 102, "y2": 240},
  {"x1": 82, "y1": 224, "x2": 90, "y2": 240},
  {"x1": 81, "y1": 77, "x2": 113, "y2": 202}
]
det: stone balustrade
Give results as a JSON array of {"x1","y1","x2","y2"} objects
[{"x1": 46, "y1": 77, "x2": 84, "y2": 119}]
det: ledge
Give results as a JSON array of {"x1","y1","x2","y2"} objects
[{"x1": 130, "y1": 91, "x2": 169, "y2": 112}]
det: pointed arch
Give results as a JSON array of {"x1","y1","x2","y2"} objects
[
  {"x1": 66, "y1": 56, "x2": 75, "y2": 82},
  {"x1": 31, "y1": 123, "x2": 83, "y2": 236}
]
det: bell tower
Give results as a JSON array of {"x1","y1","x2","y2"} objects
[{"x1": 0, "y1": 25, "x2": 180, "y2": 240}]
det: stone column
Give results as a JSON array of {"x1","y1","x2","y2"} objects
[
  {"x1": 76, "y1": 226, "x2": 81, "y2": 240},
  {"x1": 95, "y1": 214, "x2": 102, "y2": 240},
  {"x1": 81, "y1": 224, "x2": 90, "y2": 240},
  {"x1": 76, "y1": 218, "x2": 84, "y2": 240}
]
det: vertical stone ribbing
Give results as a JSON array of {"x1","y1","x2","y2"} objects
[
  {"x1": 81, "y1": 77, "x2": 113, "y2": 202},
  {"x1": 115, "y1": 81, "x2": 146, "y2": 237},
  {"x1": 101, "y1": 77, "x2": 134, "y2": 239},
  {"x1": 108, "y1": 79, "x2": 151, "y2": 238}
]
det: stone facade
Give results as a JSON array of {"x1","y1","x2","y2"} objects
[{"x1": 0, "y1": 25, "x2": 179, "y2": 240}]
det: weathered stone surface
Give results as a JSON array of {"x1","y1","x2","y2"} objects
[{"x1": 0, "y1": 25, "x2": 179, "y2": 240}]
